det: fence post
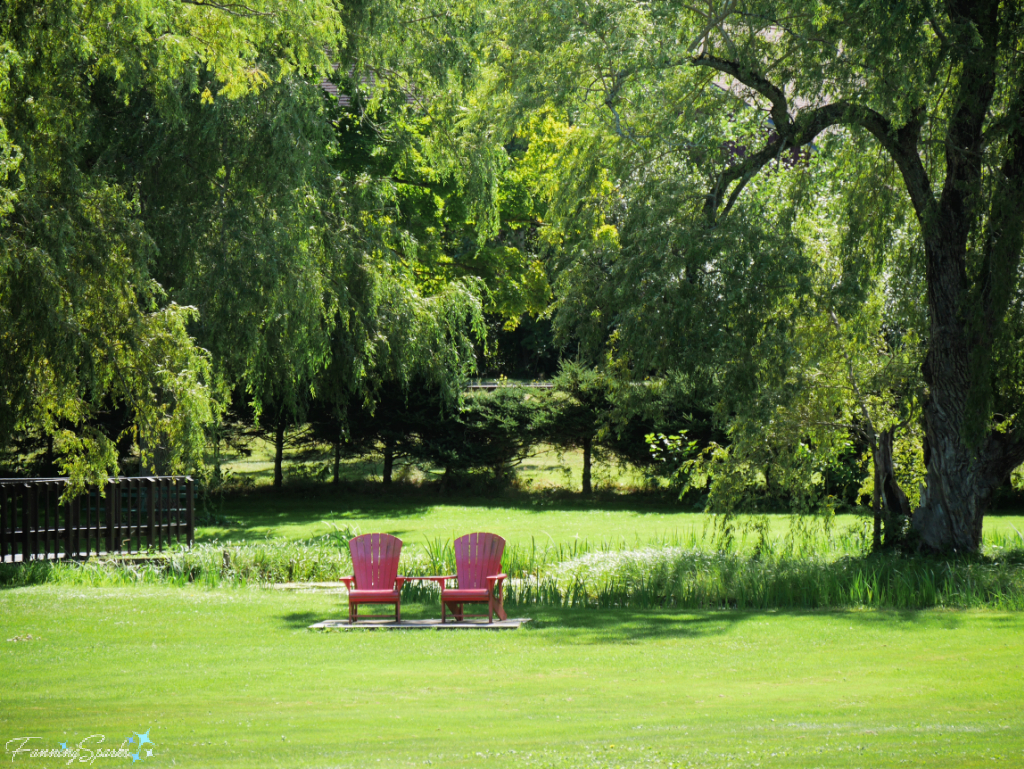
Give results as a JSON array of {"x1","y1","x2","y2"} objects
[
  {"x1": 42, "y1": 482, "x2": 52, "y2": 560},
  {"x1": 83, "y1": 487, "x2": 92, "y2": 557},
  {"x1": 1, "y1": 485, "x2": 8, "y2": 562},
  {"x1": 20, "y1": 484, "x2": 31, "y2": 562},
  {"x1": 133, "y1": 478, "x2": 139, "y2": 552},
  {"x1": 186, "y1": 477, "x2": 195, "y2": 548},
  {"x1": 156, "y1": 477, "x2": 164, "y2": 548},
  {"x1": 147, "y1": 478, "x2": 156, "y2": 552},
  {"x1": 63, "y1": 483, "x2": 72, "y2": 559},
  {"x1": 70, "y1": 492, "x2": 81, "y2": 559},
  {"x1": 116, "y1": 479, "x2": 125, "y2": 553},
  {"x1": 126, "y1": 481, "x2": 135, "y2": 552},
  {"x1": 104, "y1": 480, "x2": 114, "y2": 554},
  {"x1": 172, "y1": 478, "x2": 180, "y2": 545}
]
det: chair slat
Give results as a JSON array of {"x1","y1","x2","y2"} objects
[{"x1": 348, "y1": 533, "x2": 402, "y2": 589}]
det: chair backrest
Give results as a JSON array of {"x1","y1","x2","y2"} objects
[
  {"x1": 453, "y1": 532, "x2": 505, "y2": 589},
  {"x1": 349, "y1": 533, "x2": 402, "y2": 589}
]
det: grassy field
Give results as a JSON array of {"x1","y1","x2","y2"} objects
[
  {"x1": 2, "y1": 586, "x2": 1023, "y2": 768},
  {"x1": 214, "y1": 439, "x2": 647, "y2": 493},
  {"x1": 5, "y1": 456, "x2": 1024, "y2": 767},
  {"x1": 201, "y1": 437, "x2": 1024, "y2": 552},
  {"x1": 198, "y1": 485, "x2": 1024, "y2": 555}
]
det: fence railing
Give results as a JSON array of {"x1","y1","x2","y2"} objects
[{"x1": 0, "y1": 476, "x2": 194, "y2": 563}]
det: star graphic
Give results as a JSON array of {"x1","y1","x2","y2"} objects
[
  {"x1": 128, "y1": 736, "x2": 135, "y2": 744},
  {"x1": 136, "y1": 730, "x2": 154, "y2": 747},
  {"x1": 130, "y1": 751, "x2": 141, "y2": 763},
  {"x1": 59, "y1": 742, "x2": 67, "y2": 751},
  {"x1": 146, "y1": 750, "x2": 153, "y2": 757}
]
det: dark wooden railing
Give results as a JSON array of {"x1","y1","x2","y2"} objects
[{"x1": 0, "y1": 476, "x2": 194, "y2": 563}]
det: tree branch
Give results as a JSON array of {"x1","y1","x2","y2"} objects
[
  {"x1": 691, "y1": 55, "x2": 936, "y2": 223},
  {"x1": 691, "y1": 55, "x2": 791, "y2": 132},
  {"x1": 178, "y1": 0, "x2": 272, "y2": 18}
]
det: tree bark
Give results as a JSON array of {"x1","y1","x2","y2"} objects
[
  {"x1": 333, "y1": 435, "x2": 341, "y2": 485},
  {"x1": 582, "y1": 435, "x2": 593, "y2": 494},
  {"x1": 871, "y1": 435, "x2": 882, "y2": 552},
  {"x1": 872, "y1": 429, "x2": 912, "y2": 549},
  {"x1": 273, "y1": 419, "x2": 284, "y2": 489},
  {"x1": 913, "y1": 412, "x2": 1024, "y2": 552},
  {"x1": 382, "y1": 438, "x2": 394, "y2": 485}
]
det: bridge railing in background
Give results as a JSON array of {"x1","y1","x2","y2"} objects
[{"x1": 0, "y1": 476, "x2": 194, "y2": 563}]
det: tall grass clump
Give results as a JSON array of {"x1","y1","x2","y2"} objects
[
  {"x1": 511, "y1": 547, "x2": 1024, "y2": 610},
  {"x1": 3, "y1": 516, "x2": 1023, "y2": 610},
  {"x1": 0, "y1": 538, "x2": 354, "y2": 588}
]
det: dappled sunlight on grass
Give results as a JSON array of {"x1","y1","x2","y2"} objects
[{"x1": 196, "y1": 486, "x2": 1024, "y2": 555}]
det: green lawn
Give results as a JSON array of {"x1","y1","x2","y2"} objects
[
  {"x1": 215, "y1": 440, "x2": 648, "y2": 493},
  {"x1": 199, "y1": 487, "x2": 1024, "y2": 555},
  {"x1": 2, "y1": 586, "x2": 1023, "y2": 768}
]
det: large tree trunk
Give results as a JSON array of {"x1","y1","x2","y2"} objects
[
  {"x1": 905, "y1": 3, "x2": 1024, "y2": 552},
  {"x1": 273, "y1": 419, "x2": 285, "y2": 489},
  {"x1": 581, "y1": 435, "x2": 593, "y2": 495},
  {"x1": 913, "y1": 409, "x2": 1021, "y2": 552},
  {"x1": 869, "y1": 432, "x2": 882, "y2": 552},
  {"x1": 912, "y1": 233, "x2": 1024, "y2": 551}
]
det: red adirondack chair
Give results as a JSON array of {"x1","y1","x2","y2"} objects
[
  {"x1": 437, "y1": 532, "x2": 508, "y2": 623},
  {"x1": 340, "y1": 533, "x2": 405, "y2": 622}
]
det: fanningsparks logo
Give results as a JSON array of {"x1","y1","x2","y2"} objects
[{"x1": 5, "y1": 730, "x2": 155, "y2": 764}]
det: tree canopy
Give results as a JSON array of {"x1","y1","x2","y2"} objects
[
  {"x1": 478, "y1": 0, "x2": 1024, "y2": 552},
  {"x1": 4, "y1": 0, "x2": 1023, "y2": 553}
]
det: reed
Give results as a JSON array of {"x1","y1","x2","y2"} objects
[
  {"x1": 507, "y1": 547, "x2": 1024, "y2": 610},
  {"x1": 3, "y1": 518, "x2": 1023, "y2": 611},
  {"x1": 0, "y1": 537, "x2": 353, "y2": 588}
]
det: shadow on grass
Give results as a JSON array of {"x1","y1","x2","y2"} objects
[
  {"x1": 195, "y1": 484, "x2": 703, "y2": 542},
  {"x1": 284, "y1": 602, "x2": 447, "y2": 630},
  {"x1": 292, "y1": 604, "x2": 918, "y2": 643},
  {"x1": 523, "y1": 608, "x2": 750, "y2": 642},
  {"x1": 451, "y1": 605, "x2": 1012, "y2": 642},
  {"x1": 280, "y1": 611, "x2": 324, "y2": 630},
  {"x1": 277, "y1": 599, "x2": 1024, "y2": 638}
]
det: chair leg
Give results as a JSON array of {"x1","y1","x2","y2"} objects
[
  {"x1": 349, "y1": 601, "x2": 356, "y2": 623},
  {"x1": 441, "y1": 599, "x2": 446, "y2": 624},
  {"x1": 395, "y1": 600, "x2": 401, "y2": 622}
]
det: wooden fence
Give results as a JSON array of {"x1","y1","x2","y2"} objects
[{"x1": 0, "y1": 477, "x2": 194, "y2": 563}]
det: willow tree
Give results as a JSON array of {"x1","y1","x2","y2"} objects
[
  {"x1": 487, "y1": 0, "x2": 1024, "y2": 552},
  {"x1": 0, "y1": 0, "x2": 344, "y2": 484}
]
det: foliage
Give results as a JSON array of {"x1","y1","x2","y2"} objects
[
  {"x1": 0, "y1": 0, "x2": 344, "y2": 487},
  {"x1": 480, "y1": 0, "x2": 1024, "y2": 551},
  {"x1": 414, "y1": 385, "x2": 546, "y2": 484},
  {"x1": 5, "y1": 523, "x2": 1024, "y2": 611}
]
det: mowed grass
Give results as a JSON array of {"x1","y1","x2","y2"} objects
[
  {"x1": 215, "y1": 439, "x2": 645, "y2": 492},
  {"x1": 2, "y1": 586, "x2": 1023, "y2": 768},
  {"x1": 198, "y1": 487, "x2": 1024, "y2": 555}
]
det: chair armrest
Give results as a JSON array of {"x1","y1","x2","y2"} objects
[
  {"x1": 340, "y1": 576, "x2": 355, "y2": 590},
  {"x1": 486, "y1": 574, "x2": 508, "y2": 594},
  {"x1": 395, "y1": 576, "x2": 407, "y2": 589},
  {"x1": 434, "y1": 575, "x2": 456, "y2": 588}
]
